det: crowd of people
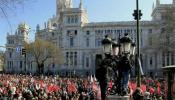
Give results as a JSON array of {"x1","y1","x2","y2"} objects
[
  {"x1": 0, "y1": 74, "x2": 101, "y2": 100},
  {"x1": 128, "y1": 77, "x2": 167, "y2": 100},
  {"x1": 0, "y1": 74, "x2": 173, "y2": 100}
]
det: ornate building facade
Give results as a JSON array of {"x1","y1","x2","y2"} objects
[
  {"x1": 5, "y1": 23, "x2": 30, "y2": 73},
  {"x1": 5, "y1": 0, "x2": 175, "y2": 76}
]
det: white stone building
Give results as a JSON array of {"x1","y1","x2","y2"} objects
[
  {"x1": 5, "y1": 23, "x2": 30, "y2": 73},
  {"x1": 5, "y1": 0, "x2": 175, "y2": 76}
]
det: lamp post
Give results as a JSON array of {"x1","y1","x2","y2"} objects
[
  {"x1": 97, "y1": 34, "x2": 135, "y2": 97},
  {"x1": 119, "y1": 33, "x2": 136, "y2": 95},
  {"x1": 133, "y1": 0, "x2": 142, "y2": 87},
  {"x1": 22, "y1": 48, "x2": 27, "y2": 74},
  {"x1": 101, "y1": 35, "x2": 113, "y2": 55},
  {"x1": 97, "y1": 35, "x2": 112, "y2": 100}
]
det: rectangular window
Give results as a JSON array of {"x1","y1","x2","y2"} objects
[
  {"x1": 171, "y1": 53, "x2": 174, "y2": 65},
  {"x1": 70, "y1": 52, "x2": 73, "y2": 66},
  {"x1": 95, "y1": 38, "x2": 101, "y2": 47},
  {"x1": 162, "y1": 53, "x2": 165, "y2": 66},
  {"x1": 30, "y1": 63, "x2": 32, "y2": 70},
  {"x1": 66, "y1": 52, "x2": 69, "y2": 66},
  {"x1": 74, "y1": 52, "x2": 77, "y2": 66},
  {"x1": 148, "y1": 29, "x2": 152, "y2": 33},
  {"x1": 167, "y1": 53, "x2": 169, "y2": 66},
  {"x1": 74, "y1": 30, "x2": 77, "y2": 35},
  {"x1": 98, "y1": 39, "x2": 101, "y2": 47},
  {"x1": 71, "y1": 17, "x2": 74, "y2": 23},
  {"x1": 9, "y1": 52, "x2": 12, "y2": 58},
  {"x1": 67, "y1": 30, "x2": 70, "y2": 36},
  {"x1": 95, "y1": 30, "x2": 98, "y2": 34},
  {"x1": 150, "y1": 57, "x2": 152, "y2": 65},
  {"x1": 149, "y1": 37, "x2": 153, "y2": 45},
  {"x1": 95, "y1": 39, "x2": 98, "y2": 47},
  {"x1": 70, "y1": 37, "x2": 74, "y2": 47},
  {"x1": 114, "y1": 30, "x2": 117, "y2": 33},
  {"x1": 20, "y1": 61, "x2": 22, "y2": 69},
  {"x1": 67, "y1": 17, "x2": 70, "y2": 24},
  {"x1": 86, "y1": 31, "x2": 90, "y2": 35},
  {"x1": 75, "y1": 17, "x2": 78, "y2": 23},
  {"x1": 86, "y1": 38, "x2": 89, "y2": 47},
  {"x1": 86, "y1": 57, "x2": 89, "y2": 67},
  {"x1": 7, "y1": 61, "x2": 9, "y2": 69}
]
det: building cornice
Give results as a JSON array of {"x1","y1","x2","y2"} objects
[{"x1": 83, "y1": 21, "x2": 156, "y2": 28}]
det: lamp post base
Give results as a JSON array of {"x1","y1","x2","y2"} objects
[{"x1": 107, "y1": 95, "x2": 130, "y2": 100}]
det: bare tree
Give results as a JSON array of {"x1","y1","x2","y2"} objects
[
  {"x1": 151, "y1": 7, "x2": 175, "y2": 52},
  {"x1": 147, "y1": 7, "x2": 175, "y2": 67},
  {"x1": 0, "y1": 0, "x2": 32, "y2": 33},
  {"x1": 0, "y1": 50, "x2": 5, "y2": 71},
  {"x1": 0, "y1": 0, "x2": 30, "y2": 17},
  {"x1": 25, "y1": 39, "x2": 64, "y2": 74}
]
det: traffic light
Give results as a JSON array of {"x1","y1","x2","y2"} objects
[
  {"x1": 133, "y1": 10, "x2": 138, "y2": 20},
  {"x1": 138, "y1": 10, "x2": 142, "y2": 20},
  {"x1": 22, "y1": 48, "x2": 26, "y2": 55},
  {"x1": 133, "y1": 10, "x2": 142, "y2": 20}
]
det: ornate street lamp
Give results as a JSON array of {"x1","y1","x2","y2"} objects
[
  {"x1": 112, "y1": 40, "x2": 119, "y2": 56},
  {"x1": 101, "y1": 35, "x2": 112, "y2": 55},
  {"x1": 130, "y1": 42, "x2": 136, "y2": 56},
  {"x1": 97, "y1": 34, "x2": 136, "y2": 98},
  {"x1": 120, "y1": 33, "x2": 134, "y2": 55}
]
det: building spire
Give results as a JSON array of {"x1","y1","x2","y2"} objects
[
  {"x1": 79, "y1": 0, "x2": 83, "y2": 9},
  {"x1": 152, "y1": 3, "x2": 155, "y2": 10},
  {"x1": 156, "y1": 0, "x2": 160, "y2": 6}
]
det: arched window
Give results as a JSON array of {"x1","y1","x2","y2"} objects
[
  {"x1": 67, "y1": 17, "x2": 71, "y2": 23},
  {"x1": 71, "y1": 17, "x2": 74, "y2": 23},
  {"x1": 75, "y1": 17, "x2": 78, "y2": 23}
]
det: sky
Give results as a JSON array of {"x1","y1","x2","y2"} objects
[{"x1": 0, "y1": 0, "x2": 173, "y2": 50}]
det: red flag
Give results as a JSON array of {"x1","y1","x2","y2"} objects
[
  {"x1": 108, "y1": 80, "x2": 113, "y2": 91},
  {"x1": 67, "y1": 82, "x2": 77, "y2": 93},
  {"x1": 157, "y1": 86, "x2": 160, "y2": 94},
  {"x1": 129, "y1": 82, "x2": 136, "y2": 91},
  {"x1": 149, "y1": 87, "x2": 154, "y2": 94},
  {"x1": 39, "y1": 80, "x2": 44, "y2": 88},
  {"x1": 156, "y1": 82, "x2": 161, "y2": 87},
  {"x1": 47, "y1": 84, "x2": 60, "y2": 93},
  {"x1": 97, "y1": 87, "x2": 101, "y2": 100},
  {"x1": 141, "y1": 84, "x2": 146, "y2": 93},
  {"x1": 47, "y1": 85, "x2": 53, "y2": 93},
  {"x1": 52, "y1": 85, "x2": 60, "y2": 92}
]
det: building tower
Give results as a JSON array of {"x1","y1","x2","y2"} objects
[
  {"x1": 156, "y1": 0, "x2": 160, "y2": 6},
  {"x1": 17, "y1": 22, "x2": 30, "y2": 43},
  {"x1": 56, "y1": 0, "x2": 73, "y2": 16},
  {"x1": 79, "y1": 0, "x2": 83, "y2": 10}
]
